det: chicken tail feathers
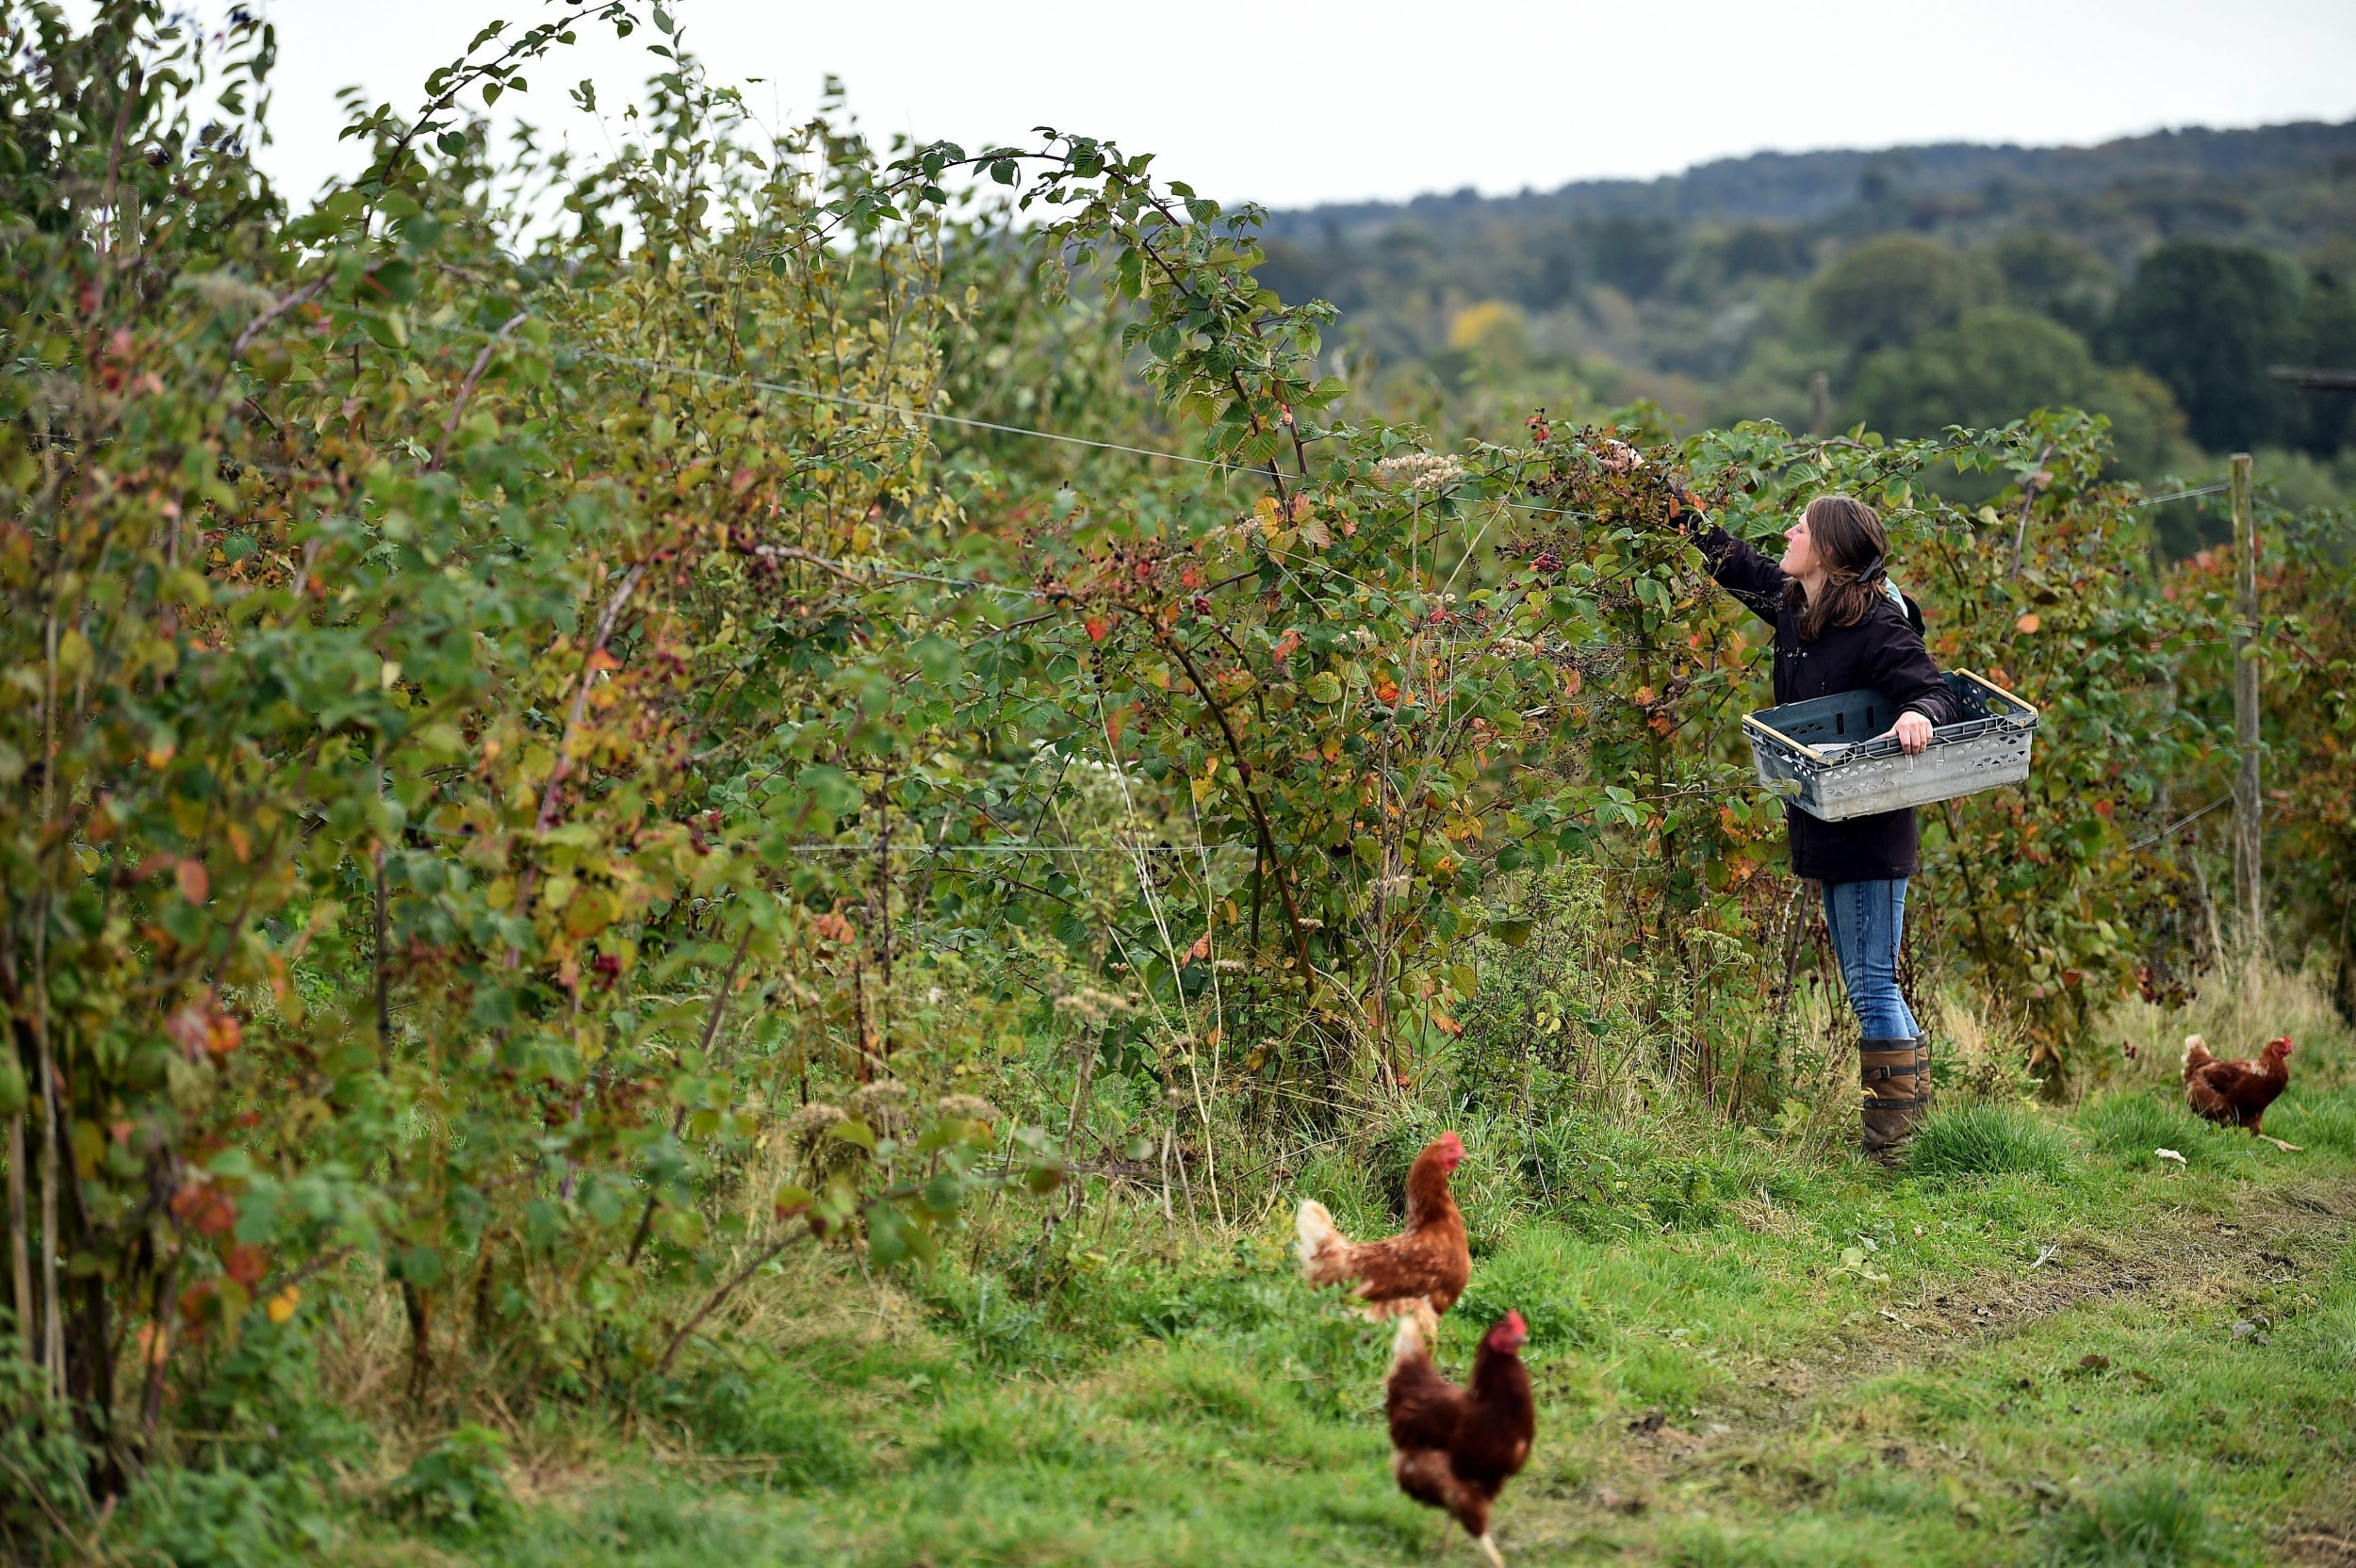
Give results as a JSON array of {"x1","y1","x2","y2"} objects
[
  {"x1": 2181, "y1": 1034, "x2": 2213, "y2": 1077},
  {"x1": 1296, "y1": 1199, "x2": 1356, "y2": 1286}
]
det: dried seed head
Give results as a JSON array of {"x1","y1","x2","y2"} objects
[
  {"x1": 783, "y1": 1102, "x2": 847, "y2": 1151},
  {"x1": 937, "y1": 1094, "x2": 1002, "y2": 1124},
  {"x1": 850, "y1": 1081, "x2": 910, "y2": 1132}
]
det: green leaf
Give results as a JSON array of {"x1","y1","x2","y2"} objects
[
  {"x1": 1489, "y1": 918, "x2": 1532, "y2": 948},
  {"x1": 797, "y1": 765, "x2": 865, "y2": 819},
  {"x1": 1306, "y1": 671, "x2": 1343, "y2": 704},
  {"x1": 865, "y1": 1202, "x2": 908, "y2": 1265}
]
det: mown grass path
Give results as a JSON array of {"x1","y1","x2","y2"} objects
[{"x1": 479, "y1": 1092, "x2": 2356, "y2": 1568}]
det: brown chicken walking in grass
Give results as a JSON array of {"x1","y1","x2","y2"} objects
[
  {"x1": 1296, "y1": 1132, "x2": 1471, "y2": 1336},
  {"x1": 2183, "y1": 1034, "x2": 2302, "y2": 1152},
  {"x1": 1385, "y1": 1309, "x2": 1535, "y2": 1567}
]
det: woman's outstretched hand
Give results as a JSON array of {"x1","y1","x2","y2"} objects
[
  {"x1": 1663, "y1": 475, "x2": 1704, "y2": 534},
  {"x1": 1883, "y1": 711, "x2": 1934, "y2": 755}
]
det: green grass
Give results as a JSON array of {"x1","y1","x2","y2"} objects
[
  {"x1": 346, "y1": 1085, "x2": 2355, "y2": 1568},
  {"x1": 2036, "y1": 1473, "x2": 2225, "y2": 1568},
  {"x1": 117, "y1": 1083, "x2": 2356, "y2": 1566},
  {"x1": 1907, "y1": 1100, "x2": 2075, "y2": 1179}
]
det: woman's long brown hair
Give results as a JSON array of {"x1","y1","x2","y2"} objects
[{"x1": 1785, "y1": 495, "x2": 1890, "y2": 642}]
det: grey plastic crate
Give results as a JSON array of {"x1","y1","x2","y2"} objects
[{"x1": 1742, "y1": 671, "x2": 2038, "y2": 823}]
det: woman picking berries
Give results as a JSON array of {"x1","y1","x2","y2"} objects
[{"x1": 1680, "y1": 494, "x2": 1956, "y2": 1160}]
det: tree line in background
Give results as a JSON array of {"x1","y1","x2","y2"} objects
[
  {"x1": 1257, "y1": 125, "x2": 2356, "y2": 537},
  {"x1": 0, "y1": 2, "x2": 2349, "y2": 1551}
]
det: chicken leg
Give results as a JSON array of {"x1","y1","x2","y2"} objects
[
  {"x1": 1477, "y1": 1532, "x2": 1506, "y2": 1568},
  {"x1": 2256, "y1": 1135, "x2": 2304, "y2": 1152}
]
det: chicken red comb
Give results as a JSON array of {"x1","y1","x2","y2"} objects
[
  {"x1": 1435, "y1": 1131, "x2": 1465, "y2": 1162},
  {"x1": 1488, "y1": 1310, "x2": 1530, "y2": 1349}
]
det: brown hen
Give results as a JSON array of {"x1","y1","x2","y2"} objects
[
  {"x1": 1386, "y1": 1309, "x2": 1535, "y2": 1568},
  {"x1": 1296, "y1": 1132, "x2": 1470, "y2": 1332},
  {"x1": 2183, "y1": 1034, "x2": 2300, "y2": 1150}
]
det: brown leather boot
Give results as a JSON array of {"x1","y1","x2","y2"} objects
[{"x1": 1859, "y1": 1037, "x2": 1926, "y2": 1162}]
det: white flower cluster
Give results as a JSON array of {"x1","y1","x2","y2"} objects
[
  {"x1": 1374, "y1": 452, "x2": 1465, "y2": 493},
  {"x1": 179, "y1": 270, "x2": 281, "y2": 315}
]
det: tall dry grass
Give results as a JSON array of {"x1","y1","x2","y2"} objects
[{"x1": 2100, "y1": 953, "x2": 2355, "y2": 1096}]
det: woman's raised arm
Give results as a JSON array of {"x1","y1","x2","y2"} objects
[{"x1": 1691, "y1": 523, "x2": 1789, "y2": 629}]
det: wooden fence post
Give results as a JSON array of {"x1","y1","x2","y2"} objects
[{"x1": 2229, "y1": 452, "x2": 2263, "y2": 950}]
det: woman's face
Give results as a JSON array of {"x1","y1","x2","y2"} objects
[{"x1": 1780, "y1": 511, "x2": 1820, "y2": 580}]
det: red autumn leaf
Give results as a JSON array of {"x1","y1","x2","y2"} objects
[
  {"x1": 2015, "y1": 612, "x2": 2041, "y2": 634},
  {"x1": 177, "y1": 1281, "x2": 216, "y2": 1326},
  {"x1": 585, "y1": 647, "x2": 622, "y2": 674},
  {"x1": 172, "y1": 1181, "x2": 237, "y2": 1238},
  {"x1": 224, "y1": 1243, "x2": 269, "y2": 1288},
  {"x1": 1085, "y1": 615, "x2": 1110, "y2": 644},
  {"x1": 175, "y1": 858, "x2": 209, "y2": 904},
  {"x1": 1186, "y1": 933, "x2": 1212, "y2": 963},
  {"x1": 2094, "y1": 800, "x2": 2115, "y2": 820}
]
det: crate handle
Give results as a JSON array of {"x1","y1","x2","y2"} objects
[
  {"x1": 1742, "y1": 710, "x2": 1827, "y2": 763},
  {"x1": 1955, "y1": 668, "x2": 2039, "y2": 724}
]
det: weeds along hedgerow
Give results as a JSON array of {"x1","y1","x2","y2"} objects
[
  {"x1": 384, "y1": 1425, "x2": 519, "y2": 1542},
  {"x1": 1904, "y1": 1102, "x2": 2073, "y2": 1180},
  {"x1": 2037, "y1": 1473, "x2": 2226, "y2": 1568}
]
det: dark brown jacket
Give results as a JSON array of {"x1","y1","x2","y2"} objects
[{"x1": 1697, "y1": 525, "x2": 1960, "y2": 883}]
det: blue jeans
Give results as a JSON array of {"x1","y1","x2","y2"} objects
[{"x1": 1823, "y1": 878, "x2": 1920, "y2": 1039}]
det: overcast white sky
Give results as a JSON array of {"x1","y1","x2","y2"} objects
[{"x1": 249, "y1": 0, "x2": 2356, "y2": 210}]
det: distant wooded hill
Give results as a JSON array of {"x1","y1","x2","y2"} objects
[
  {"x1": 1254, "y1": 119, "x2": 2356, "y2": 523},
  {"x1": 1265, "y1": 119, "x2": 2356, "y2": 239}
]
